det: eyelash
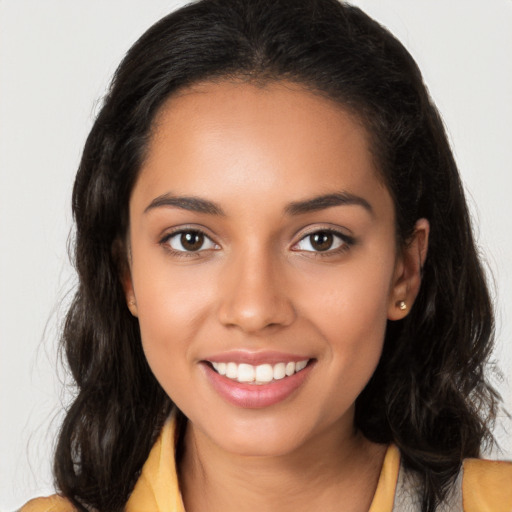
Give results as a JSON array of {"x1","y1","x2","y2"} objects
[
  {"x1": 159, "y1": 227, "x2": 355, "y2": 258},
  {"x1": 292, "y1": 228, "x2": 355, "y2": 257},
  {"x1": 160, "y1": 228, "x2": 219, "y2": 258}
]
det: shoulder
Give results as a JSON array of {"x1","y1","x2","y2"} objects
[
  {"x1": 462, "y1": 457, "x2": 512, "y2": 512},
  {"x1": 18, "y1": 495, "x2": 75, "y2": 512},
  {"x1": 393, "y1": 452, "x2": 512, "y2": 512}
]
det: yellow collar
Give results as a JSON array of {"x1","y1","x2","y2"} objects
[
  {"x1": 126, "y1": 414, "x2": 400, "y2": 512},
  {"x1": 126, "y1": 413, "x2": 186, "y2": 512}
]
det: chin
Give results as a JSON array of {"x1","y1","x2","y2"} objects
[{"x1": 190, "y1": 410, "x2": 326, "y2": 458}]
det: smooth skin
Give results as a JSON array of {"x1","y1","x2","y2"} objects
[{"x1": 124, "y1": 81, "x2": 429, "y2": 512}]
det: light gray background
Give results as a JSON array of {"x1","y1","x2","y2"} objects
[{"x1": 1, "y1": 0, "x2": 511, "y2": 509}]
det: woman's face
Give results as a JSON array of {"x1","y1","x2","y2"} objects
[{"x1": 125, "y1": 81, "x2": 425, "y2": 457}]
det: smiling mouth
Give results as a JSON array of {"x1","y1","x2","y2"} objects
[{"x1": 208, "y1": 359, "x2": 310, "y2": 385}]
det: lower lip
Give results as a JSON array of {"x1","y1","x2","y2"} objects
[{"x1": 202, "y1": 362, "x2": 314, "y2": 409}]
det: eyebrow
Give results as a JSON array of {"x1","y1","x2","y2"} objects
[
  {"x1": 144, "y1": 193, "x2": 225, "y2": 216},
  {"x1": 144, "y1": 190, "x2": 373, "y2": 217},
  {"x1": 285, "y1": 192, "x2": 373, "y2": 216}
]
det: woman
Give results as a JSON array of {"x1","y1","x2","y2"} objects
[{"x1": 21, "y1": 0, "x2": 511, "y2": 511}]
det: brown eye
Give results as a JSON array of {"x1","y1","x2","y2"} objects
[
  {"x1": 310, "y1": 231, "x2": 334, "y2": 251},
  {"x1": 294, "y1": 230, "x2": 350, "y2": 253},
  {"x1": 181, "y1": 232, "x2": 204, "y2": 251},
  {"x1": 166, "y1": 230, "x2": 217, "y2": 252}
]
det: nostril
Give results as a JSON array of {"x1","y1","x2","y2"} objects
[{"x1": 218, "y1": 295, "x2": 296, "y2": 333}]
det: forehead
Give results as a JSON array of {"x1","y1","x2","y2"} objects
[
  {"x1": 134, "y1": 80, "x2": 391, "y2": 218},
  {"x1": 149, "y1": 80, "x2": 373, "y2": 166}
]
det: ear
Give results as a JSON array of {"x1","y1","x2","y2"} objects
[
  {"x1": 113, "y1": 237, "x2": 138, "y2": 318},
  {"x1": 387, "y1": 218, "x2": 429, "y2": 320},
  {"x1": 124, "y1": 275, "x2": 139, "y2": 318}
]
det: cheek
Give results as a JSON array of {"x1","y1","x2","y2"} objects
[
  {"x1": 132, "y1": 259, "x2": 216, "y2": 390},
  {"x1": 296, "y1": 255, "x2": 394, "y2": 392},
  {"x1": 298, "y1": 251, "x2": 394, "y2": 338}
]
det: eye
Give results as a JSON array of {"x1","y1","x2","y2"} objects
[
  {"x1": 164, "y1": 230, "x2": 218, "y2": 252},
  {"x1": 294, "y1": 230, "x2": 349, "y2": 252}
]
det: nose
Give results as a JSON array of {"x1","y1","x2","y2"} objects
[{"x1": 217, "y1": 248, "x2": 296, "y2": 334}]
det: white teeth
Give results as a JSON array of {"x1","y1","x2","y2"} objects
[
  {"x1": 255, "y1": 364, "x2": 273, "y2": 383},
  {"x1": 295, "y1": 360, "x2": 308, "y2": 372},
  {"x1": 226, "y1": 362, "x2": 238, "y2": 379},
  {"x1": 237, "y1": 363, "x2": 255, "y2": 382},
  {"x1": 273, "y1": 362, "x2": 286, "y2": 380},
  {"x1": 210, "y1": 359, "x2": 310, "y2": 383}
]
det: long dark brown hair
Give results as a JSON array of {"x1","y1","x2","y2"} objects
[{"x1": 54, "y1": 1, "x2": 499, "y2": 511}]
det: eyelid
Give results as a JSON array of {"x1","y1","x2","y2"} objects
[
  {"x1": 159, "y1": 226, "x2": 220, "y2": 254},
  {"x1": 291, "y1": 227, "x2": 355, "y2": 253},
  {"x1": 158, "y1": 224, "x2": 354, "y2": 256}
]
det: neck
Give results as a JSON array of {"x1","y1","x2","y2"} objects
[{"x1": 179, "y1": 416, "x2": 386, "y2": 512}]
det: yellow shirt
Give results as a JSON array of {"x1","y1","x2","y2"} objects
[{"x1": 20, "y1": 416, "x2": 512, "y2": 512}]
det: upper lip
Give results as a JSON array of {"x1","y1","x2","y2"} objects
[{"x1": 203, "y1": 350, "x2": 312, "y2": 366}]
